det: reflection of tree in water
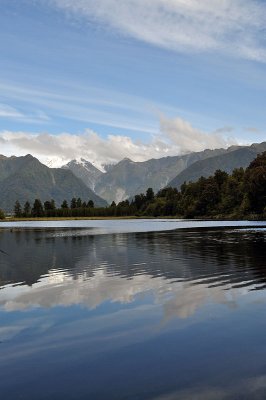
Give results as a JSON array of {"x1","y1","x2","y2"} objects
[
  {"x1": 0, "y1": 229, "x2": 96, "y2": 287},
  {"x1": 0, "y1": 227, "x2": 265, "y2": 290},
  {"x1": 133, "y1": 229, "x2": 266, "y2": 288}
]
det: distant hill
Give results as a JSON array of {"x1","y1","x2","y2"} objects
[
  {"x1": 168, "y1": 142, "x2": 266, "y2": 189},
  {"x1": 0, "y1": 155, "x2": 107, "y2": 211}
]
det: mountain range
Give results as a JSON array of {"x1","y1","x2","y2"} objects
[
  {"x1": 64, "y1": 148, "x2": 234, "y2": 203},
  {"x1": 64, "y1": 142, "x2": 266, "y2": 203},
  {"x1": 0, "y1": 141, "x2": 265, "y2": 211}
]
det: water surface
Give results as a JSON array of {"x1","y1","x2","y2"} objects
[{"x1": 0, "y1": 220, "x2": 266, "y2": 399}]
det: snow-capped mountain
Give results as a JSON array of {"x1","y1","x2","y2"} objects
[{"x1": 62, "y1": 158, "x2": 103, "y2": 191}]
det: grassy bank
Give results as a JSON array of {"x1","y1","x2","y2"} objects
[{"x1": 1, "y1": 214, "x2": 265, "y2": 222}]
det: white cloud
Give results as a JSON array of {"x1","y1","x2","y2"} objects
[
  {"x1": 160, "y1": 115, "x2": 232, "y2": 153},
  {"x1": 50, "y1": 0, "x2": 266, "y2": 62},
  {"x1": 0, "y1": 114, "x2": 236, "y2": 168}
]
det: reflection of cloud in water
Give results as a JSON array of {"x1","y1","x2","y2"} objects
[
  {"x1": 0, "y1": 269, "x2": 172, "y2": 311},
  {"x1": 162, "y1": 282, "x2": 239, "y2": 321},
  {"x1": 0, "y1": 266, "x2": 248, "y2": 322}
]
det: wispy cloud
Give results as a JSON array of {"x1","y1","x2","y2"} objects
[
  {"x1": 0, "y1": 81, "x2": 160, "y2": 134},
  {"x1": 0, "y1": 104, "x2": 24, "y2": 119},
  {"x1": 0, "y1": 114, "x2": 236, "y2": 167},
  {"x1": 49, "y1": 0, "x2": 266, "y2": 62},
  {"x1": 0, "y1": 103, "x2": 50, "y2": 124},
  {"x1": 1, "y1": 80, "x2": 222, "y2": 136}
]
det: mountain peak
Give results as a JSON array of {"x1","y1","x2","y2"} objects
[
  {"x1": 63, "y1": 158, "x2": 103, "y2": 191},
  {"x1": 120, "y1": 157, "x2": 133, "y2": 164}
]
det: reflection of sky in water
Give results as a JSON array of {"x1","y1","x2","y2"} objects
[
  {"x1": 0, "y1": 221, "x2": 266, "y2": 399},
  {"x1": 1, "y1": 217, "x2": 266, "y2": 233}
]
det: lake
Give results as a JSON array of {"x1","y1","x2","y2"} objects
[{"x1": 0, "y1": 219, "x2": 266, "y2": 399}]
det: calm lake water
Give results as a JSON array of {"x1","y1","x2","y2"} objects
[{"x1": 0, "y1": 219, "x2": 266, "y2": 399}]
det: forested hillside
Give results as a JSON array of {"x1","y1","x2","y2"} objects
[{"x1": 168, "y1": 142, "x2": 266, "y2": 189}]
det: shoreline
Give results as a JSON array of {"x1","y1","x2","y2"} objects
[
  {"x1": 1, "y1": 216, "x2": 141, "y2": 222},
  {"x1": 1, "y1": 215, "x2": 265, "y2": 222}
]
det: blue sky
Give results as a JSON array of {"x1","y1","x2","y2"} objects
[{"x1": 0, "y1": 0, "x2": 265, "y2": 166}]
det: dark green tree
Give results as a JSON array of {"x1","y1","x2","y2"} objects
[
  {"x1": 214, "y1": 169, "x2": 228, "y2": 188},
  {"x1": 134, "y1": 194, "x2": 146, "y2": 210},
  {"x1": 146, "y1": 187, "x2": 155, "y2": 201},
  {"x1": 32, "y1": 199, "x2": 44, "y2": 217},
  {"x1": 44, "y1": 201, "x2": 53, "y2": 211},
  {"x1": 14, "y1": 200, "x2": 22, "y2": 218},
  {"x1": 61, "y1": 200, "x2": 68, "y2": 209},
  {"x1": 50, "y1": 199, "x2": 56, "y2": 210},
  {"x1": 87, "y1": 200, "x2": 94, "y2": 208},
  {"x1": 245, "y1": 151, "x2": 266, "y2": 214},
  {"x1": 23, "y1": 201, "x2": 31, "y2": 217},
  {"x1": 71, "y1": 198, "x2": 77, "y2": 209},
  {"x1": 76, "y1": 197, "x2": 82, "y2": 208}
]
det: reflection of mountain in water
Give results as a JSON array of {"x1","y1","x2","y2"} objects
[{"x1": 0, "y1": 228, "x2": 265, "y2": 289}]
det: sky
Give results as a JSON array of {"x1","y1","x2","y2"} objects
[{"x1": 0, "y1": 0, "x2": 266, "y2": 167}]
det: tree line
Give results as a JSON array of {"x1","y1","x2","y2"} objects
[
  {"x1": 13, "y1": 197, "x2": 95, "y2": 218},
  {"x1": 9, "y1": 151, "x2": 266, "y2": 220}
]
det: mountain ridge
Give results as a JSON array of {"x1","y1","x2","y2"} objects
[{"x1": 168, "y1": 142, "x2": 266, "y2": 189}]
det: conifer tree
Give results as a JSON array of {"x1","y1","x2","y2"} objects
[
  {"x1": 14, "y1": 200, "x2": 22, "y2": 218},
  {"x1": 61, "y1": 200, "x2": 68, "y2": 209},
  {"x1": 32, "y1": 199, "x2": 44, "y2": 217},
  {"x1": 87, "y1": 200, "x2": 94, "y2": 208},
  {"x1": 23, "y1": 201, "x2": 31, "y2": 217},
  {"x1": 71, "y1": 198, "x2": 77, "y2": 209},
  {"x1": 146, "y1": 188, "x2": 154, "y2": 201}
]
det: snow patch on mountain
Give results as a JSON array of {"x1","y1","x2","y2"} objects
[{"x1": 63, "y1": 158, "x2": 103, "y2": 191}]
